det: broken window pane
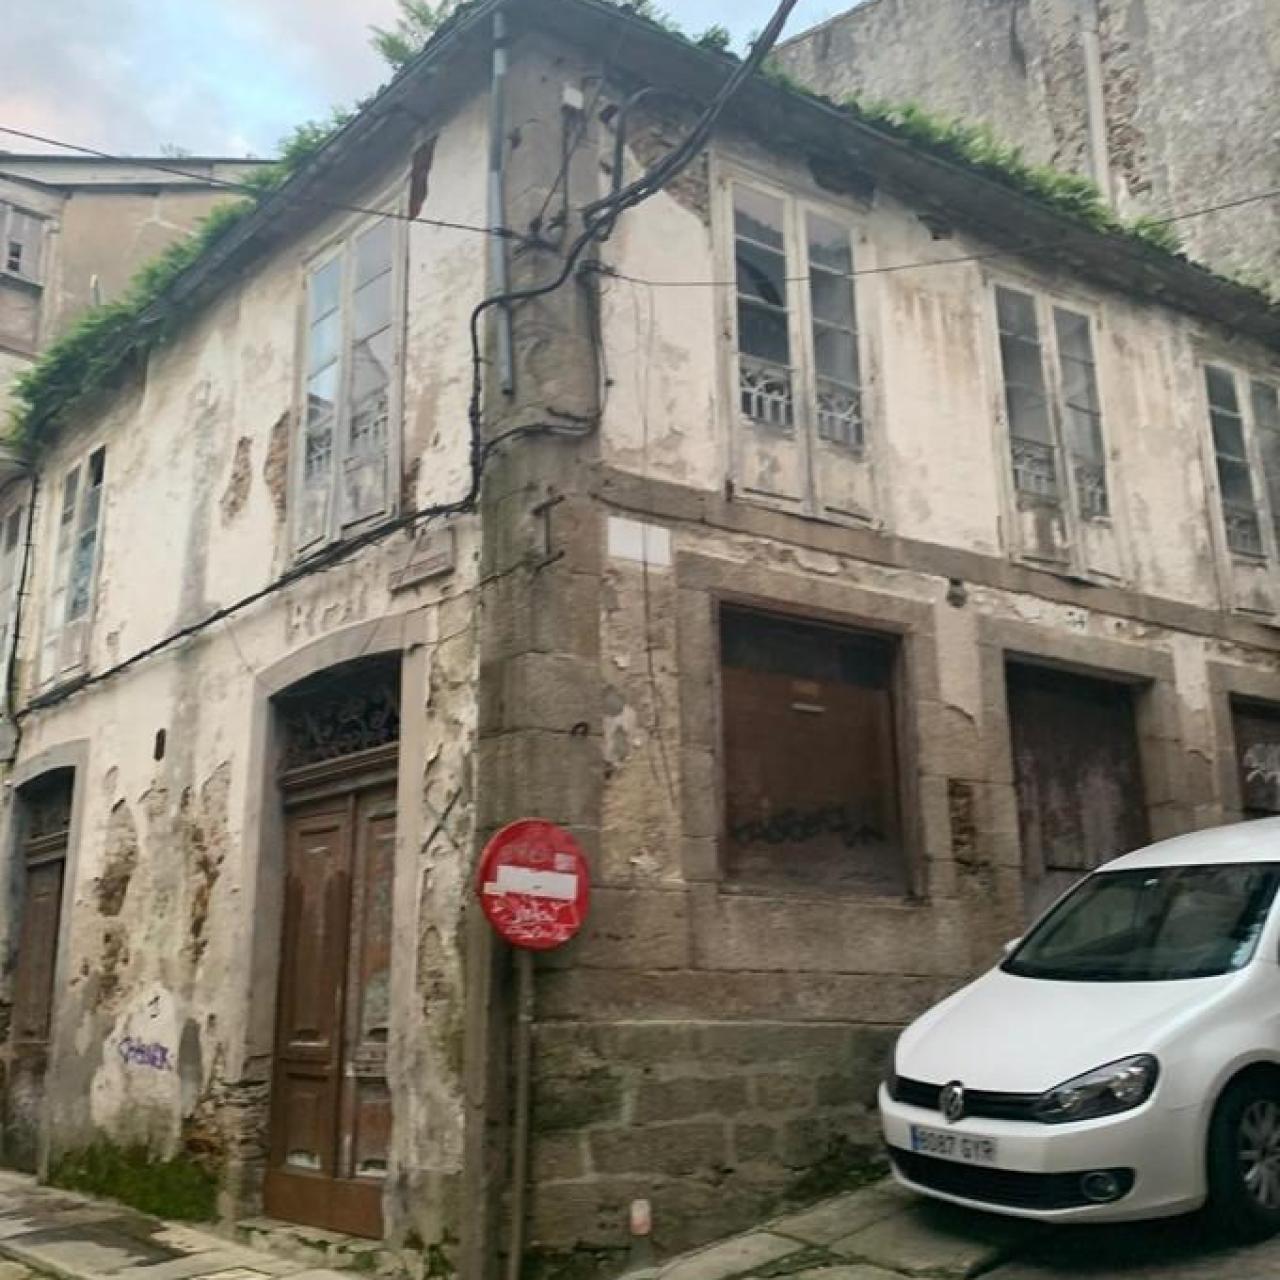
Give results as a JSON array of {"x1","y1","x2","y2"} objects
[
  {"x1": 1205, "y1": 365, "x2": 1263, "y2": 557},
  {"x1": 996, "y1": 288, "x2": 1056, "y2": 496},
  {"x1": 720, "y1": 607, "x2": 906, "y2": 894},
  {"x1": 734, "y1": 186, "x2": 793, "y2": 431},
  {"x1": 1054, "y1": 308, "x2": 1108, "y2": 519}
]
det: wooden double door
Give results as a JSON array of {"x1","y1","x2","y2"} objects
[{"x1": 264, "y1": 759, "x2": 396, "y2": 1238}]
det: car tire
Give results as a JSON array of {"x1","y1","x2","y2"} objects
[{"x1": 1207, "y1": 1075, "x2": 1280, "y2": 1241}]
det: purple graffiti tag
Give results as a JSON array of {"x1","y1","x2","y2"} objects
[{"x1": 118, "y1": 1037, "x2": 171, "y2": 1070}]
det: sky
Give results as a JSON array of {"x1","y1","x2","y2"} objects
[{"x1": 1, "y1": 0, "x2": 844, "y2": 160}]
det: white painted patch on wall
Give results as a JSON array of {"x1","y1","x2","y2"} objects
[{"x1": 607, "y1": 517, "x2": 672, "y2": 568}]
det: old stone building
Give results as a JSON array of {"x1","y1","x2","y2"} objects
[
  {"x1": 0, "y1": 152, "x2": 271, "y2": 414},
  {"x1": 0, "y1": 0, "x2": 1277, "y2": 1277},
  {"x1": 775, "y1": 0, "x2": 1280, "y2": 286}
]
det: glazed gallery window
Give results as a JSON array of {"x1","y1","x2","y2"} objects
[
  {"x1": 994, "y1": 286, "x2": 1110, "y2": 521},
  {"x1": 41, "y1": 447, "x2": 105, "y2": 684},
  {"x1": 732, "y1": 184, "x2": 864, "y2": 450},
  {"x1": 2, "y1": 204, "x2": 43, "y2": 281},
  {"x1": 719, "y1": 607, "x2": 907, "y2": 894},
  {"x1": 296, "y1": 217, "x2": 400, "y2": 552},
  {"x1": 1203, "y1": 363, "x2": 1280, "y2": 560}
]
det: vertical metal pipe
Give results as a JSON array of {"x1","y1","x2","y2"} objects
[
  {"x1": 488, "y1": 8, "x2": 515, "y2": 395},
  {"x1": 1079, "y1": 0, "x2": 1114, "y2": 206},
  {"x1": 506, "y1": 948, "x2": 535, "y2": 1280}
]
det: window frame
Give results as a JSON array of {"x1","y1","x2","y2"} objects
[
  {"x1": 291, "y1": 207, "x2": 407, "y2": 558},
  {"x1": 989, "y1": 277, "x2": 1114, "y2": 527},
  {"x1": 1, "y1": 202, "x2": 45, "y2": 284},
  {"x1": 39, "y1": 445, "x2": 107, "y2": 688},
  {"x1": 1199, "y1": 359, "x2": 1280, "y2": 566},
  {"x1": 0, "y1": 498, "x2": 27, "y2": 701},
  {"x1": 716, "y1": 162, "x2": 875, "y2": 514}
]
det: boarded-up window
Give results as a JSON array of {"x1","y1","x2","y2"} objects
[
  {"x1": 297, "y1": 217, "x2": 398, "y2": 553},
  {"x1": 1007, "y1": 662, "x2": 1148, "y2": 916},
  {"x1": 1232, "y1": 698, "x2": 1280, "y2": 818},
  {"x1": 720, "y1": 607, "x2": 905, "y2": 893}
]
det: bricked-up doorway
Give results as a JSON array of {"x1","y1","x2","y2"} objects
[
  {"x1": 5, "y1": 770, "x2": 73, "y2": 1171},
  {"x1": 263, "y1": 657, "x2": 399, "y2": 1238},
  {"x1": 1231, "y1": 698, "x2": 1280, "y2": 819},
  {"x1": 720, "y1": 606, "x2": 907, "y2": 893},
  {"x1": 1007, "y1": 662, "x2": 1149, "y2": 918}
]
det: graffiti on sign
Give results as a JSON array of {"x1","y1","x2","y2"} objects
[{"x1": 118, "y1": 1037, "x2": 171, "y2": 1070}]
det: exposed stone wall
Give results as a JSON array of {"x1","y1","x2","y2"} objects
[{"x1": 776, "y1": 0, "x2": 1280, "y2": 283}]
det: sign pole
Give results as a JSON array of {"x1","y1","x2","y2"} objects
[
  {"x1": 506, "y1": 947, "x2": 535, "y2": 1280},
  {"x1": 477, "y1": 819, "x2": 590, "y2": 1280}
]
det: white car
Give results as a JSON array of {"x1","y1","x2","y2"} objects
[{"x1": 880, "y1": 819, "x2": 1280, "y2": 1238}]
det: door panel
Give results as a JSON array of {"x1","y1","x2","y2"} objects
[
  {"x1": 265, "y1": 784, "x2": 395, "y2": 1238},
  {"x1": 1007, "y1": 663, "x2": 1148, "y2": 919},
  {"x1": 11, "y1": 859, "x2": 65, "y2": 1048}
]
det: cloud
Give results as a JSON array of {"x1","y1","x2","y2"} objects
[
  {"x1": 2, "y1": 0, "x2": 851, "y2": 160},
  {"x1": 2, "y1": 0, "x2": 401, "y2": 157}
]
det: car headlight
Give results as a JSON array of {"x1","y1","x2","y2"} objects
[{"x1": 1033, "y1": 1054, "x2": 1159, "y2": 1124}]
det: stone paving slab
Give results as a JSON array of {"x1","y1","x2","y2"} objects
[
  {"x1": 642, "y1": 1178, "x2": 1042, "y2": 1280},
  {"x1": 0, "y1": 1176, "x2": 361, "y2": 1280}
]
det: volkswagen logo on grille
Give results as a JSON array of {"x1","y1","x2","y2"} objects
[{"x1": 940, "y1": 1081, "x2": 966, "y2": 1124}]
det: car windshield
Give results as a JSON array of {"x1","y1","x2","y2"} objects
[{"x1": 1004, "y1": 862, "x2": 1280, "y2": 982}]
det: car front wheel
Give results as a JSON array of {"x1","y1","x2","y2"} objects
[{"x1": 1207, "y1": 1075, "x2": 1280, "y2": 1240}]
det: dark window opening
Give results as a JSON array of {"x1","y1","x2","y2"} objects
[
  {"x1": 720, "y1": 606, "x2": 906, "y2": 894},
  {"x1": 1007, "y1": 662, "x2": 1148, "y2": 918},
  {"x1": 1232, "y1": 697, "x2": 1280, "y2": 819}
]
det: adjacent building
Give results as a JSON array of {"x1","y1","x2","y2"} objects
[
  {"x1": 0, "y1": 1, "x2": 1277, "y2": 1276},
  {"x1": 775, "y1": 0, "x2": 1280, "y2": 285}
]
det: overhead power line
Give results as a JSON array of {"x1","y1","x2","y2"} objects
[{"x1": 0, "y1": 125, "x2": 522, "y2": 242}]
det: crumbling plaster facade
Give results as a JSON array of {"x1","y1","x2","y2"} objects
[
  {"x1": 775, "y1": 0, "x2": 1280, "y2": 286},
  {"x1": 0, "y1": 7, "x2": 1278, "y2": 1277}
]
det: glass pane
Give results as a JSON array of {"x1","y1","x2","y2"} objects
[
  {"x1": 807, "y1": 213, "x2": 852, "y2": 275},
  {"x1": 1059, "y1": 355, "x2": 1099, "y2": 415},
  {"x1": 353, "y1": 276, "x2": 392, "y2": 340},
  {"x1": 350, "y1": 328, "x2": 392, "y2": 413},
  {"x1": 735, "y1": 239, "x2": 787, "y2": 308},
  {"x1": 1252, "y1": 381, "x2": 1280, "y2": 435},
  {"x1": 66, "y1": 528, "x2": 98, "y2": 621},
  {"x1": 810, "y1": 268, "x2": 854, "y2": 328},
  {"x1": 1005, "y1": 384, "x2": 1053, "y2": 444},
  {"x1": 1053, "y1": 308, "x2": 1091, "y2": 363},
  {"x1": 737, "y1": 300, "x2": 790, "y2": 365},
  {"x1": 354, "y1": 220, "x2": 393, "y2": 288},
  {"x1": 996, "y1": 287, "x2": 1038, "y2": 339},
  {"x1": 1063, "y1": 406, "x2": 1104, "y2": 466},
  {"x1": 304, "y1": 420, "x2": 334, "y2": 483},
  {"x1": 59, "y1": 468, "x2": 80, "y2": 528},
  {"x1": 307, "y1": 364, "x2": 339, "y2": 427},
  {"x1": 1211, "y1": 408, "x2": 1247, "y2": 460},
  {"x1": 733, "y1": 187, "x2": 785, "y2": 250},
  {"x1": 309, "y1": 310, "x2": 341, "y2": 374},
  {"x1": 1218, "y1": 457, "x2": 1255, "y2": 505},
  {"x1": 814, "y1": 325, "x2": 859, "y2": 386},
  {"x1": 1000, "y1": 334, "x2": 1045, "y2": 393},
  {"x1": 1205, "y1": 364, "x2": 1240, "y2": 413},
  {"x1": 308, "y1": 258, "x2": 341, "y2": 323},
  {"x1": 5, "y1": 509, "x2": 21, "y2": 553}
]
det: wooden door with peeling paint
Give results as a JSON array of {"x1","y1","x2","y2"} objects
[{"x1": 264, "y1": 769, "x2": 396, "y2": 1238}]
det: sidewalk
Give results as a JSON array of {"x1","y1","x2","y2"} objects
[
  {"x1": 0, "y1": 1171, "x2": 355, "y2": 1280},
  {"x1": 628, "y1": 1181, "x2": 1044, "y2": 1280}
]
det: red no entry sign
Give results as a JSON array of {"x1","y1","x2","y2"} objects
[{"x1": 477, "y1": 819, "x2": 590, "y2": 951}]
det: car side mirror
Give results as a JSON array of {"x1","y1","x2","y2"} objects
[{"x1": 1002, "y1": 937, "x2": 1021, "y2": 957}]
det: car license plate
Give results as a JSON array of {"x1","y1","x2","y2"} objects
[{"x1": 909, "y1": 1124, "x2": 998, "y2": 1165}]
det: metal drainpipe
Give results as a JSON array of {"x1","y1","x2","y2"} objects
[
  {"x1": 488, "y1": 7, "x2": 515, "y2": 395},
  {"x1": 1079, "y1": 0, "x2": 1114, "y2": 206}
]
